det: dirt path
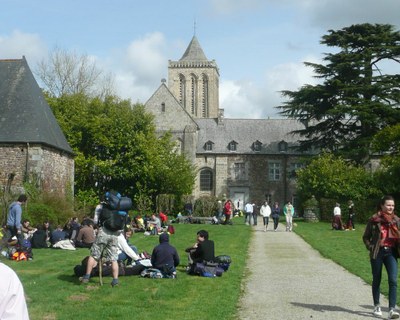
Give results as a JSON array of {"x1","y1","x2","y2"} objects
[{"x1": 237, "y1": 223, "x2": 388, "y2": 319}]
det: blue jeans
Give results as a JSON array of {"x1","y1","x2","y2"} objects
[{"x1": 370, "y1": 247, "x2": 398, "y2": 308}]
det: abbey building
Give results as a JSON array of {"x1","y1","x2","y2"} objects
[{"x1": 145, "y1": 36, "x2": 314, "y2": 208}]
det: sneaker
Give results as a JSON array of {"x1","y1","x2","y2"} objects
[
  {"x1": 111, "y1": 279, "x2": 119, "y2": 287},
  {"x1": 79, "y1": 276, "x2": 89, "y2": 284},
  {"x1": 389, "y1": 309, "x2": 400, "y2": 319}
]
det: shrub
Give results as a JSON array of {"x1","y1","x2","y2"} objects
[{"x1": 194, "y1": 196, "x2": 218, "y2": 217}]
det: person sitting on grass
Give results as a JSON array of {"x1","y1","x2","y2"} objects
[
  {"x1": 150, "y1": 233, "x2": 180, "y2": 278},
  {"x1": 75, "y1": 220, "x2": 96, "y2": 248},
  {"x1": 185, "y1": 229, "x2": 215, "y2": 274}
]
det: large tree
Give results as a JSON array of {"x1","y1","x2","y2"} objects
[
  {"x1": 36, "y1": 48, "x2": 115, "y2": 98},
  {"x1": 279, "y1": 23, "x2": 400, "y2": 164},
  {"x1": 47, "y1": 94, "x2": 195, "y2": 205}
]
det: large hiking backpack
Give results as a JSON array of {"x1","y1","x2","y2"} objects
[
  {"x1": 99, "y1": 207, "x2": 127, "y2": 232},
  {"x1": 104, "y1": 191, "x2": 132, "y2": 211}
]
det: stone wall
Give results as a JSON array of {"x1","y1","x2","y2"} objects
[
  {"x1": 0, "y1": 144, "x2": 74, "y2": 196},
  {"x1": 194, "y1": 153, "x2": 301, "y2": 205}
]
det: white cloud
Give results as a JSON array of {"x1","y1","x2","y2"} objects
[
  {"x1": 104, "y1": 32, "x2": 168, "y2": 103},
  {"x1": 0, "y1": 30, "x2": 47, "y2": 66},
  {"x1": 221, "y1": 56, "x2": 319, "y2": 119}
]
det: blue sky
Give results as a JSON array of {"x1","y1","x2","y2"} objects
[{"x1": 1, "y1": 0, "x2": 399, "y2": 118}]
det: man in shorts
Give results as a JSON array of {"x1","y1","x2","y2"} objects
[{"x1": 79, "y1": 216, "x2": 121, "y2": 287}]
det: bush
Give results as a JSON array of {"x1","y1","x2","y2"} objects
[
  {"x1": 25, "y1": 203, "x2": 58, "y2": 226},
  {"x1": 319, "y1": 197, "x2": 380, "y2": 224},
  {"x1": 194, "y1": 196, "x2": 218, "y2": 217}
]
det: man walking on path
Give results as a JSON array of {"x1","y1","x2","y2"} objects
[{"x1": 238, "y1": 223, "x2": 390, "y2": 319}]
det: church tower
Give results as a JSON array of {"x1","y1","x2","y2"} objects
[{"x1": 168, "y1": 36, "x2": 220, "y2": 118}]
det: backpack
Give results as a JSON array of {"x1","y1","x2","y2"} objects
[
  {"x1": 194, "y1": 261, "x2": 224, "y2": 277},
  {"x1": 104, "y1": 191, "x2": 132, "y2": 211},
  {"x1": 167, "y1": 225, "x2": 175, "y2": 234},
  {"x1": 99, "y1": 207, "x2": 127, "y2": 232},
  {"x1": 140, "y1": 268, "x2": 163, "y2": 279}
]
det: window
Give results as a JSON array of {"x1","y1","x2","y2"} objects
[
  {"x1": 233, "y1": 163, "x2": 246, "y2": 180},
  {"x1": 253, "y1": 140, "x2": 262, "y2": 152},
  {"x1": 161, "y1": 102, "x2": 165, "y2": 112},
  {"x1": 228, "y1": 141, "x2": 237, "y2": 152},
  {"x1": 278, "y1": 140, "x2": 288, "y2": 152},
  {"x1": 204, "y1": 141, "x2": 213, "y2": 151},
  {"x1": 289, "y1": 163, "x2": 303, "y2": 179},
  {"x1": 200, "y1": 169, "x2": 213, "y2": 191},
  {"x1": 269, "y1": 162, "x2": 281, "y2": 181}
]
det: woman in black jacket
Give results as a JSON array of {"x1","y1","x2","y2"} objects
[{"x1": 363, "y1": 195, "x2": 400, "y2": 319}]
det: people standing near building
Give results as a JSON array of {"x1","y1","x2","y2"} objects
[
  {"x1": 283, "y1": 201, "x2": 294, "y2": 232},
  {"x1": 260, "y1": 201, "x2": 271, "y2": 232},
  {"x1": 0, "y1": 262, "x2": 30, "y2": 319},
  {"x1": 362, "y1": 195, "x2": 400, "y2": 319},
  {"x1": 271, "y1": 202, "x2": 281, "y2": 231},
  {"x1": 252, "y1": 202, "x2": 259, "y2": 226},
  {"x1": 332, "y1": 203, "x2": 344, "y2": 230},
  {"x1": 6, "y1": 194, "x2": 28, "y2": 244},
  {"x1": 223, "y1": 199, "x2": 233, "y2": 225},
  {"x1": 346, "y1": 200, "x2": 355, "y2": 231},
  {"x1": 244, "y1": 201, "x2": 254, "y2": 225}
]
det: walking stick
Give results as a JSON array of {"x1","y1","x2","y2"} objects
[{"x1": 99, "y1": 247, "x2": 106, "y2": 286}]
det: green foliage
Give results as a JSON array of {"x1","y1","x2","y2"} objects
[
  {"x1": 296, "y1": 153, "x2": 379, "y2": 203},
  {"x1": 279, "y1": 23, "x2": 400, "y2": 164},
  {"x1": 194, "y1": 196, "x2": 218, "y2": 217},
  {"x1": 46, "y1": 93, "x2": 195, "y2": 207},
  {"x1": 25, "y1": 203, "x2": 57, "y2": 226},
  {"x1": 372, "y1": 123, "x2": 400, "y2": 197}
]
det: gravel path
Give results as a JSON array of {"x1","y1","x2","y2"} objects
[{"x1": 237, "y1": 223, "x2": 389, "y2": 319}]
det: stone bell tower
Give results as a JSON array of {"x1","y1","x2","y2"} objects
[{"x1": 168, "y1": 36, "x2": 220, "y2": 119}]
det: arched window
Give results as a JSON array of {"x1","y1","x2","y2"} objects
[
  {"x1": 179, "y1": 74, "x2": 186, "y2": 107},
  {"x1": 202, "y1": 74, "x2": 209, "y2": 117},
  {"x1": 190, "y1": 74, "x2": 198, "y2": 115},
  {"x1": 161, "y1": 102, "x2": 165, "y2": 112},
  {"x1": 228, "y1": 140, "x2": 237, "y2": 152},
  {"x1": 200, "y1": 169, "x2": 213, "y2": 191}
]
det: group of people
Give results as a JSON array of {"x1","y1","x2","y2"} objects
[
  {"x1": 243, "y1": 200, "x2": 294, "y2": 232},
  {"x1": 5, "y1": 192, "x2": 400, "y2": 319},
  {"x1": 332, "y1": 200, "x2": 356, "y2": 231}
]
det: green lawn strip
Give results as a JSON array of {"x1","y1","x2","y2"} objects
[
  {"x1": 293, "y1": 221, "x2": 396, "y2": 305},
  {"x1": 1, "y1": 218, "x2": 251, "y2": 320}
]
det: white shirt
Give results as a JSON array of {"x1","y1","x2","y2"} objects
[
  {"x1": 333, "y1": 206, "x2": 341, "y2": 216},
  {"x1": 117, "y1": 234, "x2": 140, "y2": 261},
  {"x1": 0, "y1": 263, "x2": 30, "y2": 320},
  {"x1": 244, "y1": 203, "x2": 253, "y2": 213},
  {"x1": 260, "y1": 204, "x2": 271, "y2": 217}
]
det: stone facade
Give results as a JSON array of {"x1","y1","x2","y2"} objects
[
  {"x1": 145, "y1": 36, "x2": 313, "y2": 208},
  {"x1": 0, "y1": 144, "x2": 74, "y2": 196}
]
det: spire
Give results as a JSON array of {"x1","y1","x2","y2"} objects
[{"x1": 179, "y1": 36, "x2": 208, "y2": 61}]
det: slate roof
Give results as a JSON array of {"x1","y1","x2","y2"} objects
[
  {"x1": 0, "y1": 57, "x2": 73, "y2": 154},
  {"x1": 180, "y1": 36, "x2": 208, "y2": 61},
  {"x1": 196, "y1": 118, "x2": 312, "y2": 155}
]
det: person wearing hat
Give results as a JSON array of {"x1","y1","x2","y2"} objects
[
  {"x1": 150, "y1": 233, "x2": 179, "y2": 277},
  {"x1": 6, "y1": 194, "x2": 28, "y2": 244}
]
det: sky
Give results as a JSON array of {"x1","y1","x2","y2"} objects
[{"x1": 1, "y1": 0, "x2": 400, "y2": 119}]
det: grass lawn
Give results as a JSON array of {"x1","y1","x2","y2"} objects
[
  {"x1": 4, "y1": 219, "x2": 398, "y2": 319},
  {"x1": 1, "y1": 217, "x2": 251, "y2": 320},
  {"x1": 293, "y1": 220, "x2": 397, "y2": 305}
]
